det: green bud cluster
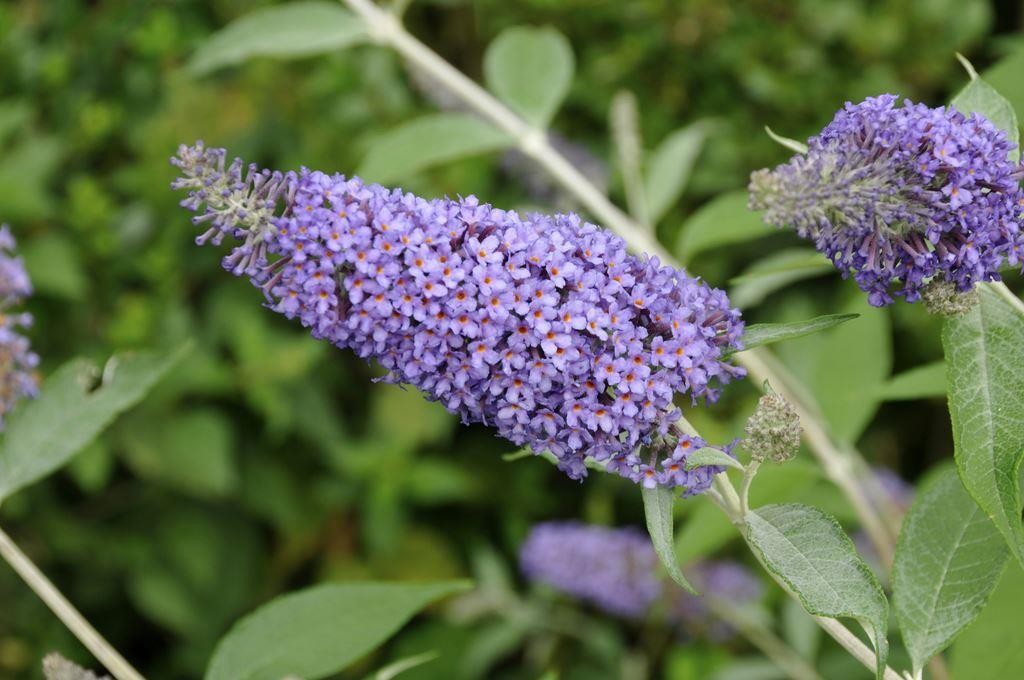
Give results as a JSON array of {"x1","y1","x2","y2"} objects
[
  {"x1": 921, "y1": 279, "x2": 979, "y2": 317},
  {"x1": 744, "y1": 392, "x2": 801, "y2": 464}
]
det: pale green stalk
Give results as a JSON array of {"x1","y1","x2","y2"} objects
[
  {"x1": 739, "y1": 459, "x2": 761, "y2": 519},
  {"x1": 0, "y1": 525, "x2": 145, "y2": 680},
  {"x1": 705, "y1": 597, "x2": 822, "y2": 680}
]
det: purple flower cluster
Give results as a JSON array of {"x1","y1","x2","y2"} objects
[
  {"x1": 172, "y1": 142, "x2": 744, "y2": 490},
  {"x1": 749, "y1": 95, "x2": 1024, "y2": 306},
  {"x1": 0, "y1": 225, "x2": 39, "y2": 428},
  {"x1": 520, "y1": 522, "x2": 661, "y2": 618},
  {"x1": 519, "y1": 521, "x2": 762, "y2": 635}
]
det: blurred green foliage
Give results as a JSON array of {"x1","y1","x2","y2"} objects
[{"x1": 0, "y1": 0, "x2": 1021, "y2": 678}]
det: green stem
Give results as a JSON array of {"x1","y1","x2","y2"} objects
[
  {"x1": 739, "y1": 459, "x2": 761, "y2": 519},
  {"x1": 705, "y1": 597, "x2": 822, "y2": 680},
  {"x1": 0, "y1": 525, "x2": 145, "y2": 680}
]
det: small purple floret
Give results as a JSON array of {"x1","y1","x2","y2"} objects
[
  {"x1": 750, "y1": 95, "x2": 1024, "y2": 306},
  {"x1": 0, "y1": 225, "x2": 39, "y2": 428},
  {"x1": 172, "y1": 143, "x2": 745, "y2": 490}
]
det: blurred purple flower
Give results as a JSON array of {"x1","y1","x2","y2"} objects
[
  {"x1": 750, "y1": 95, "x2": 1024, "y2": 306},
  {"x1": 520, "y1": 521, "x2": 661, "y2": 619},
  {"x1": 854, "y1": 466, "x2": 914, "y2": 571},
  {"x1": 864, "y1": 465, "x2": 913, "y2": 513},
  {"x1": 0, "y1": 225, "x2": 39, "y2": 428},
  {"x1": 172, "y1": 142, "x2": 745, "y2": 490},
  {"x1": 519, "y1": 521, "x2": 762, "y2": 637}
]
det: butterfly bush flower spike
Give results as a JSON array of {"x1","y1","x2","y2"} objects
[
  {"x1": 749, "y1": 95, "x2": 1024, "y2": 306},
  {"x1": 172, "y1": 143, "x2": 744, "y2": 492},
  {"x1": 0, "y1": 225, "x2": 39, "y2": 428},
  {"x1": 520, "y1": 521, "x2": 762, "y2": 637}
]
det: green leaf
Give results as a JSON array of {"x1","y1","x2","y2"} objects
[
  {"x1": 67, "y1": 440, "x2": 115, "y2": 494},
  {"x1": 735, "y1": 314, "x2": 859, "y2": 353},
  {"x1": 943, "y1": 285, "x2": 1024, "y2": 568},
  {"x1": 121, "y1": 408, "x2": 237, "y2": 498},
  {"x1": 0, "y1": 136, "x2": 62, "y2": 220},
  {"x1": 685, "y1": 447, "x2": 744, "y2": 472},
  {"x1": 0, "y1": 100, "x2": 30, "y2": 147},
  {"x1": 980, "y1": 47, "x2": 1024, "y2": 136},
  {"x1": 370, "y1": 384, "x2": 455, "y2": 451},
  {"x1": 483, "y1": 26, "x2": 574, "y2": 128},
  {"x1": 764, "y1": 126, "x2": 808, "y2": 154},
  {"x1": 729, "y1": 248, "x2": 834, "y2": 309},
  {"x1": 459, "y1": 621, "x2": 531, "y2": 679},
  {"x1": 892, "y1": 466, "x2": 1009, "y2": 675},
  {"x1": 21, "y1": 233, "x2": 89, "y2": 301},
  {"x1": 776, "y1": 293, "x2": 891, "y2": 443},
  {"x1": 129, "y1": 509, "x2": 263, "y2": 637},
  {"x1": 950, "y1": 564, "x2": 1024, "y2": 679},
  {"x1": 676, "y1": 191, "x2": 771, "y2": 264},
  {"x1": 951, "y1": 56, "x2": 1020, "y2": 162},
  {"x1": 877, "y1": 362, "x2": 946, "y2": 401},
  {"x1": 0, "y1": 345, "x2": 188, "y2": 503},
  {"x1": 188, "y1": 1, "x2": 367, "y2": 76},
  {"x1": 205, "y1": 581, "x2": 470, "y2": 680},
  {"x1": 610, "y1": 90, "x2": 646, "y2": 224},
  {"x1": 642, "y1": 485, "x2": 697, "y2": 594},
  {"x1": 407, "y1": 459, "x2": 479, "y2": 504},
  {"x1": 358, "y1": 113, "x2": 513, "y2": 184},
  {"x1": 746, "y1": 504, "x2": 889, "y2": 680},
  {"x1": 644, "y1": 122, "x2": 712, "y2": 223}
]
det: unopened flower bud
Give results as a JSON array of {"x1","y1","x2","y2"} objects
[{"x1": 744, "y1": 391, "x2": 800, "y2": 463}]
